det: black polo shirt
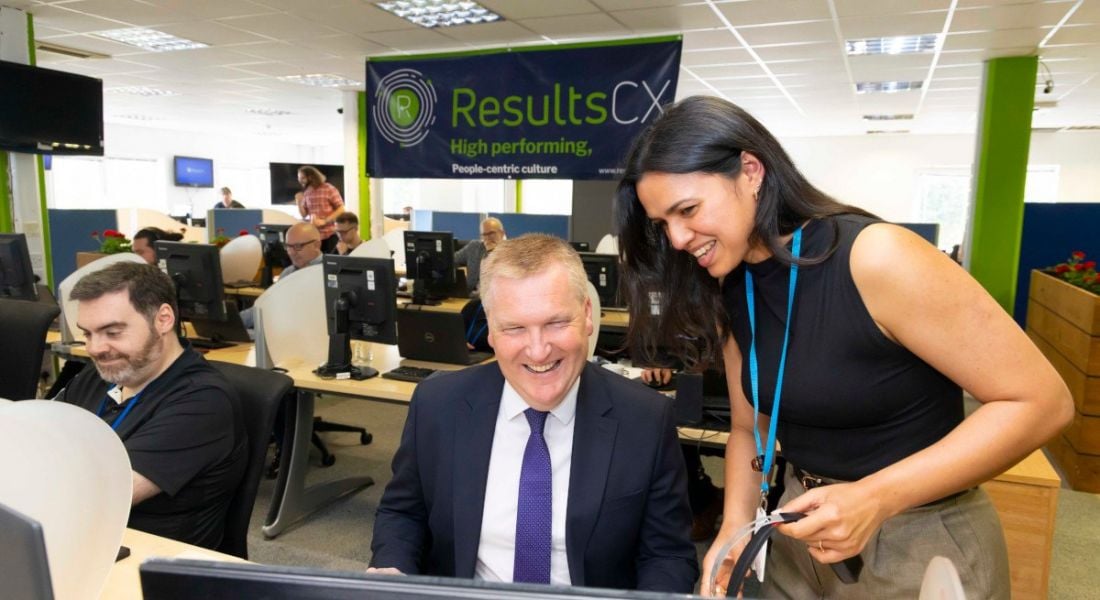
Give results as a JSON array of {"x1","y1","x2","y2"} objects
[{"x1": 57, "y1": 341, "x2": 247, "y2": 549}]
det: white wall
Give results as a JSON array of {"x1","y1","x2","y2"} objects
[
  {"x1": 49, "y1": 123, "x2": 342, "y2": 216},
  {"x1": 783, "y1": 130, "x2": 1100, "y2": 220}
]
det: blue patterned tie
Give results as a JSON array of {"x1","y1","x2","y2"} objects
[{"x1": 513, "y1": 408, "x2": 552, "y2": 584}]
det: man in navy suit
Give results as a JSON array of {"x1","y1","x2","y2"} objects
[{"x1": 370, "y1": 235, "x2": 697, "y2": 593}]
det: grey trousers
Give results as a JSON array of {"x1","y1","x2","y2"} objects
[{"x1": 762, "y1": 465, "x2": 1011, "y2": 599}]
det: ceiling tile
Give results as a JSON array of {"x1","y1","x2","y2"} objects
[
  {"x1": 27, "y1": 4, "x2": 131, "y2": 33},
  {"x1": 951, "y1": 2, "x2": 1071, "y2": 31},
  {"x1": 479, "y1": 0, "x2": 602, "y2": 20},
  {"x1": 142, "y1": 0, "x2": 278, "y2": 20},
  {"x1": 715, "y1": 0, "x2": 834, "y2": 27},
  {"x1": 435, "y1": 21, "x2": 544, "y2": 45},
  {"x1": 157, "y1": 21, "x2": 272, "y2": 46},
  {"x1": 837, "y1": 12, "x2": 949, "y2": 38},
  {"x1": 360, "y1": 27, "x2": 467, "y2": 52},
  {"x1": 217, "y1": 12, "x2": 343, "y2": 41},
  {"x1": 516, "y1": 13, "x2": 630, "y2": 38},
  {"x1": 942, "y1": 28, "x2": 1044, "y2": 51},
  {"x1": 832, "y1": 0, "x2": 951, "y2": 19},
  {"x1": 592, "y1": 0, "x2": 698, "y2": 10},
  {"x1": 737, "y1": 21, "x2": 837, "y2": 46},
  {"x1": 610, "y1": 4, "x2": 726, "y2": 31},
  {"x1": 682, "y1": 29, "x2": 738, "y2": 51},
  {"x1": 753, "y1": 42, "x2": 837, "y2": 62},
  {"x1": 50, "y1": 0, "x2": 194, "y2": 28},
  {"x1": 292, "y1": 4, "x2": 415, "y2": 35}
]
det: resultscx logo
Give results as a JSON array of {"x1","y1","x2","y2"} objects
[{"x1": 373, "y1": 68, "x2": 437, "y2": 148}]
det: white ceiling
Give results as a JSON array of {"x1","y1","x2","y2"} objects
[{"x1": 8, "y1": 0, "x2": 1100, "y2": 146}]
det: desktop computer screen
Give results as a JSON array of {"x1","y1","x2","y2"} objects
[
  {"x1": 578, "y1": 252, "x2": 622, "y2": 309},
  {"x1": 257, "y1": 223, "x2": 292, "y2": 288},
  {"x1": 140, "y1": 558, "x2": 688, "y2": 600},
  {"x1": 403, "y1": 230, "x2": 456, "y2": 305},
  {"x1": 155, "y1": 241, "x2": 249, "y2": 347},
  {"x1": 0, "y1": 501, "x2": 53, "y2": 600},
  {"x1": 315, "y1": 255, "x2": 398, "y2": 380},
  {"x1": 0, "y1": 233, "x2": 39, "y2": 301}
]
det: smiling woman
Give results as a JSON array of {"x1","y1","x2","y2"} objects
[{"x1": 613, "y1": 95, "x2": 1072, "y2": 599}]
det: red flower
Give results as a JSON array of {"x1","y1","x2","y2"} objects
[
  {"x1": 1085, "y1": 261, "x2": 1097, "y2": 270},
  {"x1": 1075, "y1": 263, "x2": 1086, "y2": 271},
  {"x1": 238, "y1": 230, "x2": 249, "y2": 236},
  {"x1": 91, "y1": 230, "x2": 100, "y2": 238},
  {"x1": 1055, "y1": 264, "x2": 1070, "y2": 273},
  {"x1": 103, "y1": 229, "x2": 124, "y2": 238},
  {"x1": 1072, "y1": 251, "x2": 1085, "y2": 260}
]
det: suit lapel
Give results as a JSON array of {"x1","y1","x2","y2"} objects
[
  {"x1": 565, "y1": 364, "x2": 617, "y2": 585},
  {"x1": 452, "y1": 365, "x2": 504, "y2": 577}
]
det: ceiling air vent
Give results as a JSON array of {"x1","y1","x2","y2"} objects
[{"x1": 35, "y1": 41, "x2": 109, "y2": 59}]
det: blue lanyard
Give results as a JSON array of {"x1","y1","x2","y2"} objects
[
  {"x1": 745, "y1": 227, "x2": 802, "y2": 497},
  {"x1": 465, "y1": 302, "x2": 487, "y2": 345},
  {"x1": 96, "y1": 386, "x2": 144, "y2": 431}
]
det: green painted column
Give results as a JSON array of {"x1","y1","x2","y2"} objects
[
  {"x1": 0, "y1": 153, "x2": 12, "y2": 232},
  {"x1": 967, "y1": 56, "x2": 1037, "y2": 312},
  {"x1": 357, "y1": 91, "x2": 372, "y2": 239}
]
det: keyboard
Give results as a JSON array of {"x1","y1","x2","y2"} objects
[
  {"x1": 382, "y1": 365, "x2": 437, "y2": 383},
  {"x1": 188, "y1": 337, "x2": 235, "y2": 350}
]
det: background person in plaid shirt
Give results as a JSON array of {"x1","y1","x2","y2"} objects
[{"x1": 296, "y1": 165, "x2": 346, "y2": 253}]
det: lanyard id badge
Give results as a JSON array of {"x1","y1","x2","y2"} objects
[
  {"x1": 96, "y1": 386, "x2": 144, "y2": 431},
  {"x1": 745, "y1": 227, "x2": 802, "y2": 505}
]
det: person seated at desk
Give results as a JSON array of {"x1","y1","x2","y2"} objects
[
  {"x1": 334, "y1": 212, "x2": 363, "y2": 255},
  {"x1": 55, "y1": 261, "x2": 247, "y2": 549},
  {"x1": 454, "y1": 217, "x2": 506, "y2": 293},
  {"x1": 219, "y1": 186, "x2": 245, "y2": 208},
  {"x1": 370, "y1": 234, "x2": 698, "y2": 592},
  {"x1": 132, "y1": 227, "x2": 184, "y2": 264},
  {"x1": 240, "y1": 222, "x2": 324, "y2": 331}
]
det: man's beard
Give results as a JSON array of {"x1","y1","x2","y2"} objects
[{"x1": 91, "y1": 326, "x2": 162, "y2": 386}]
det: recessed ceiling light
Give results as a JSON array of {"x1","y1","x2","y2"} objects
[
  {"x1": 96, "y1": 28, "x2": 207, "y2": 52},
  {"x1": 846, "y1": 35, "x2": 938, "y2": 56},
  {"x1": 246, "y1": 108, "x2": 293, "y2": 116},
  {"x1": 106, "y1": 86, "x2": 179, "y2": 97},
  {"x1": 277, "y1": 74, "x2": 362, "y2": 88},
  {"x1": 862, "y1": 114, "x2": 915, "y2": 121},
  {"x1": 375, "y1": 1, "x2": 503, "y2": 28},
  {"x1": 855, "y1": 81, "x2": 923, "y2": 94}
]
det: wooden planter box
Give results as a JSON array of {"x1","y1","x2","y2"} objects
[
  {"x1": 1027, "y1": 270, "x2": 1100, "y2": 492},
  {"x1": 75, "y1": 251, "x2": 109, "y2": 269}
]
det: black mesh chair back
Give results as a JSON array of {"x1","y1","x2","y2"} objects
[
  {"x1": 0, "y1": 298, "x2": 60, "y2": 399},
  {"x1": 208, "y1": 361, "x2": 292, "y2": 559}
]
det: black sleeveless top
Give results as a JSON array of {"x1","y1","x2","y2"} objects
[{"x1": 722, "y1": 214, "x2": 962, "y2": 481}]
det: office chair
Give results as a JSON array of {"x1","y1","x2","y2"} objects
[
  {"x1": 208, "y1": 361, "x2": 292, "y2": 559},
  {"x1": 0, "y1": 298, "x2": 61, "y2": 399}
]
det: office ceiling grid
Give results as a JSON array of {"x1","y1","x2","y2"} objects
[{"x1": 5, "y1": 0, "x2": 1097, "y2": 143}]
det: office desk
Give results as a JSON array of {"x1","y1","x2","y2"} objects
[
  {"x1": 600, "y1": 308, "x2": 629, "y2": 332},
  {"x1": 224, "y1": 285, "x2": 265, "y2": 299},
  {"x1": 104, "y1": 528, "x2": 245, "y2": 600}
]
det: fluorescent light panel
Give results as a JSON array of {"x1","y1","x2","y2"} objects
[
  {"x1": 375, "y1": 1, "x2": 502, "y2": 28},
  {"x1": 107, "y1": 86, "x2": 179, "y2": 97},
  {"x1": 855, "y1": 81, "x2": 923, "y2": 94},
  {"x1": 863, "y1": 114, "x2": 914, "y2": 121},
  {"x1": 846, "y1": 34, "x2": 938, "y2": 56},
  {"x1": 96, "y1": 28, "x2": 207, "y2": 52},
  {"x1": 277, "y1": 74, "x2": 362, "y2": 88}
]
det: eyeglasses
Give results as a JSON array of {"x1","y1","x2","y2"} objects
[
  {"x1": 286, "y1": 239, "x2": 319, "y2": 251},
  {"x1": 335, "y1": 227, "x2": 356, "y2": 235}
]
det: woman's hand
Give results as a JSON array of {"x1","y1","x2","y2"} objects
[
  {"x1": 640, "y1": 367, "x2": 673, "y2": 386},
  {"x1": 700, "y1": 524, "x2": 749, "y2": 597},
  {"x1": 774, "y1": 481, "x2": 888, "y2": 564}
]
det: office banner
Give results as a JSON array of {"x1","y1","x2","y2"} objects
[{"x1": 366, "y1": 37, "x2": 681, "y2": 180}]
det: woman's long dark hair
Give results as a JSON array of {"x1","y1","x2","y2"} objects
[
  {"x1": 133, "y1": 227, "x2": 184, "y2": 245},
  {"x1": 615, "y1": 96, "x2": 874, "y2": 371}
]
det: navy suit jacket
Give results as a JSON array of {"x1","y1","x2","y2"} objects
[{"x1": 370, "y1": 362, "x2": 698, "y2": 593}]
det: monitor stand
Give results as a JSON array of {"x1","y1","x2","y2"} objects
[{"x1": 314, "y1": 333, "x2": 377, "y2": 380}]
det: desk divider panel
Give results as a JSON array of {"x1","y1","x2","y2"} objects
[
  {"x1": 428, "y1": 211, "x2": 481, "y2": 241},
  {"x1": 48, "y1": 209, "x2": 119, "y2": 293},
  {"x1": 489, "y1": 213, "x2": 570, "y2": 240},
  {"x1": 208, "y1": 209, "x2": 264, "y2": 242},
  {"x1": 1015, "y1": 203, "x2": 1100, "y2": 326}
]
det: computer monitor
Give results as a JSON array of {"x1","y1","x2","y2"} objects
[
  {"x1": 155, "y1": 241, "x2": 247, "y2": 347},
  {"x1": 173, "y1": 156, "x2": 214, "y2": 188},
  {"x1": 570, "y1": 241, "x2": 590, "y2": 252},
  {"x1": 140, "y1": 558, "x2": 691, "y2": 600},
  {"x1": 0, "y1": 233, "x2": 39, "y2": 301},
  {"x1": 0, "y1": 501, "x2": 54, "y2": 600},
  {"x1": 578, "y1": 252, "x2": 622, "y2": 309},
  {"x1": 257, "y1": 223, "x2": 292, "y2": 288},
  {"x1": 403, "y1": 230, "x2": 455, "y2": 306},
  {"x1": 314, "y1": 255, "x2": 398, "y2": 380}
]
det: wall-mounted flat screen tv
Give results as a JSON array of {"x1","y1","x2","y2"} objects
[
  {"x1": 0, "y1": 60, "x2": 104, "y2": 156},
  {"x1": 269, "y1": 162, "x2": 344, "y2": 205},
  {"x1": 174, "y1": 156, "x2": 214, "y2": 188}
]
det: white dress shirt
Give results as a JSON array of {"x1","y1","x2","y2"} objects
[{"x1": 475, "y1": 378, "x2": 579, "y2": 585}]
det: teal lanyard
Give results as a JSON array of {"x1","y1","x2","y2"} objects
[
  {"x1": 745, "y1": 227, "x2": 802, "y2": 498},
  {"x1": 96, "y1": 386, "x2": 144, "y2": 431}
]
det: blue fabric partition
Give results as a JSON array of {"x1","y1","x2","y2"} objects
[
  {"x1": 48, "y1": 209, "x2": 119, "y2": 291},
  {"x1": 209, "y1": 209, "x2": 263, "y2": 242},
  {"x1": 895, "y1": 222, "x2": 940, "y2": 247},
  {"x1": 489, "y1": 213, "x2": 570, "y2": 240},
  {"x1": 1014, "y1": 203, "x2": 1100, "y2": 326},
  {"x1": 429, "y1": 211, "x2": 481, "y2": 241}
]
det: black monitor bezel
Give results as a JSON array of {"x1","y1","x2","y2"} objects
[
  {"x1": 322, "y1": 255, "x2": 398, "y2": 346},
  {"x1": 173, "y1": 155, "x2": 215, "y2": 188},
  {"x1": 154, "y1": 241, "x2": 227, "y2": 322},
  {"x1": 578, "y1": 252, "x2": 622, "y2": 308}
]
